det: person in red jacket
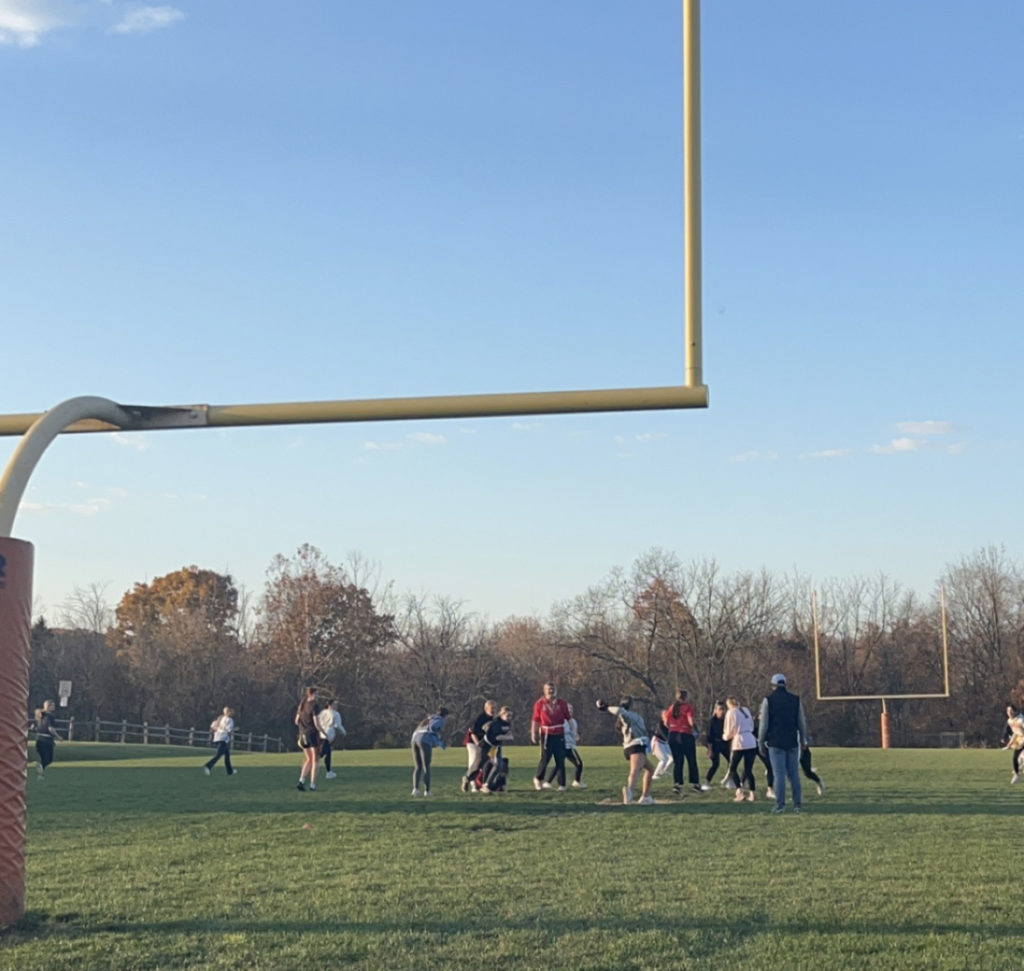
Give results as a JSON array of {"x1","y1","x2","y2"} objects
[
  {"x1": 531, "y1": 682, "x2": 572, "y2": 791},
  {"x1": 663, "y1": 689, "x2": 703, "y2": 795}
]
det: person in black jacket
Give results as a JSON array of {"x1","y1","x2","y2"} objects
[
  {"x1": 702, "y1": 701, "x2": 729, "y2": 790},
  {"x1": 462, "y1": 700, "x2": 497, "y2": 792},
  {"x1": 33, "y1": 700, "x2": 62, "y2": 779},
  {"x1": 758, "y1": 673, "x2": 808, "y2": 814}
]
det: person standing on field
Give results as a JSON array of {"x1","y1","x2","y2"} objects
[
  {"x1": 723, "y1": 697, "x2": 758, "y2": 803},
  {"x1": 411, "y1": 707, "x2": 449, "y2": 797},
  {"x1": 295, "y1": 686, "x2": 321, "y2": 792},
  {"x1": 702, "y1": 701, "x2": 729, "y2": 790},
  {"x1": 596, "y1": 696, "x2": 655, "y2": 805},
  {"x1": 32, "y1": 700, "x2": 62, "y2": 779},
  {"x1": 1001, "y1": 704, "x2": 1024, "y2": 784},
  {"x1": 663, "y1": 689, "x2": 702, "y2": 795},
  {"x1": 531, "y1": 682, "x2": 572, "y2": 791},
  {"x1": 546, "y1": 702, "x2": 585, "y2": 788},
  {"x1": 462, "y1": 700, "x2": 497, "y2": 792},
  {"x1": 203, "y1": 706, "x2": 237, "y2": 777},
  {"x1": 758, "y1": 673, "x2": 809, "y2": 814},
  {"x1": 317, "y1": 699, "x2": 347, "y2": 780}
]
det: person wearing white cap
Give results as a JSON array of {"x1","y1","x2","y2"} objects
[{"x1": 758, "y1": 674, "x2": 809, "y2": 814}]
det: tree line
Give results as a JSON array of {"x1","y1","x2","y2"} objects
[{"x1": 29, "y1": 543, "x2": 1024, "y2": 749}]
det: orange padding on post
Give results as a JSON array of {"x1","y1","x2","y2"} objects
[{"x1": 0, "y1": 538, "x2": 33, "y2": 926}]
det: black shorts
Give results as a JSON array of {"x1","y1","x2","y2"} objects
[
  {"x1": 624, "y1": 742, "x2": 648, "y2": 760},
  {"x1": 300, "y1": 729, "x2": 319, "y2": 749}
]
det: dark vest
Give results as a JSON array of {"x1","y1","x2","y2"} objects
[{"x1": 764, "y1": 688, "x2": 800, "y2": 749}]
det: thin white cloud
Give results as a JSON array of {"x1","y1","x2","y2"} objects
[
  {"x1": 870, "y1": 437, "x2": 924, "y2": 455},
  {"x1": 0, "y1": 0, "x2": 73, "y2": 47},
  {"x1": 363, "y1": 441, "x2": 403, "y2": 451},
  {"x1": 802, "y1": 448, "x2": 852, "y2": 460},
  {"x1": 407, "y1": 432, "x2": 445, "y2": 445},
  {"x1": 635, "y1": 432, "x2": 668, "y2": 443},
  {"x1": 512, "y1": 422, "x2": 542, "y2": 432},
  {"x1": 110, "y1": 4, "x2": 183, "y2": 35},
  {"x1": 895, "y1": 420, "x2": 954, "y2": 436},
  {"x1": 945, "y1": 442, "x2": 968, "y2": 455},
  {"x1": 111, "y1": 432, "x2": 151, "y2": 452},
  {"x1": 728, "y1": 450, "x2": 778, "y2": 463}
]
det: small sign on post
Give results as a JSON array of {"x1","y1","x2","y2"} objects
[{"x1": 58, "y1": 680, "x2": 71, "y2": 708}]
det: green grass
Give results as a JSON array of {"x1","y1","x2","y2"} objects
[{"x1": 2, "y1": 744, "x2": 1020, "y2": 970}]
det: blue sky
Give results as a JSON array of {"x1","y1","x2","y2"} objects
[{"x1": 2, "y1": 1, "x2": 1022, "y2": 622}]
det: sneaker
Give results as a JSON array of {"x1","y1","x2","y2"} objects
[
  {"x1": 325, "y1": 771, "x2": 337, "y2": 779},
  {"x1": 203, "y1": 767, "x2": 211, "y2": 776},
  {"x1": 557, "y1": 786, "x2": 566, "y2": 792},
  {"x1": 794, "y1": 806, "x2": 802, "y2": 814},
  {"x1": 747, "y1": 790, "x2": 755, "y2": 802},
  {"x1": 622, "y1": 787, "x2": 634, "y2": 805},
  {"x1": 297, "y1": 782, "x2": 306, "y2": 791},
  {"x1": 672, "y1": 784, "x2": 681, "y2": 795},
  {"x1": 734, "y1": 789, "x2": 746, "y2": 803},
  {"x1": 771, "y1": 805, "x2": 785, "y2": 814},
  {"x1": 816, "y1": 781, "x2": 825, "y2": 796},
  {"x1": 692, "y1": 784, "x2": 704, "y2": 794},
  {"x1": 461, "y1": 777, "x2": 471, "y2": 793},
  {"x1": 423, "y1": 791, "x2": 431, "y2": 797},
  {"x1": 411, "y1": 788, "x2": 420, "y2": 797},
  {"x1": 229, "y1": 770, "x2": 238, "y2": 776},
  {"x1": 1013, "y1": 774, "x2": 1020, "y2": 785},
  {"x1": 533, "y1": 778, "x2": 543, "y2": 791},
  {"x1": 309, "y1": 784, "x2": 316, "y2": 791},
  {"x1": 700, "y1": 783, "x2": 712, "y2": 791},
  {"x1": 37, "y1": 764, "x2": 45, "y2": 779},
  {"x1": 541, "y1": 781, "x2": 553, "y2": 789},
  {"x1": 766, "y1": 787, "x2": 775, "y2": 799},
  {"x1": 572, "y1": 781, "x2": 586, "y2": 789},
  {"x1": 638, "y1": 795, "x2": 655, "y2": 805}
]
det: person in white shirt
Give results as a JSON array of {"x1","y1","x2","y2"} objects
[
  {"x1": 203, "y1": 707, "x2": 237, "y2": 777},
  {"x1": 318, "y1": 699, "x2": 347, "y2": 779},
  {"x1": 723, "y1": 697, "x2": 757, "y2": 803}
]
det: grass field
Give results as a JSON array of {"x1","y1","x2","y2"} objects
[{"x1": 1, "y1": 743, "x2": 1021, "y2": 970}]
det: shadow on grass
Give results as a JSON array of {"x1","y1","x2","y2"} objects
[{"x1": 8, "y1": 908, "x2": 1021, "y2": 946}]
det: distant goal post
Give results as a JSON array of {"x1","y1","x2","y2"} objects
[{"x1": 812, "y1": 587, "x2": 951, "y2": 748}]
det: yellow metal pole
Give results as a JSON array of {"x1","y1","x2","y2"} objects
[{"x1": 683, "y1": 0, "x2": 703, "y2": 389}]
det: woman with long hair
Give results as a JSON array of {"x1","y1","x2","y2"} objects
[
  {"x1": 294, "y1": 686, "x2": 321, "y2": 792},
  {"x1": 596, "y1": 696, "x2": 655, "y2": 805},
  {"x1": 411, "y1": 707, "x2": 449, "y2": 797},
  {"x1": 663, "y1": 689, "x2": 702, "y2": 795},
  {"x1": 723, "y1": 696, "x2": 758, "y2": 803}
]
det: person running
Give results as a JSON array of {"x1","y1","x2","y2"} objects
[
  {"x1": 758, "y1": 673, "x2": 809, "y2": 814},
  {"x1": 800, "y1": 740, "x2": 825, "y2": 796},
  {"x1": 317, "y1": 699, "x2": 347, "y2": 780},
  {"x1": 32, "y1": 700, "x2": 62, "y2": 780},
  {"x1": 411, "y1": 707, "x2": 449, "y2": 797},
  {"x1": 1001, "y1": 704, "x2": 1024, "y2": 784},
  {"x1": 462, "y1": 700, "x2": 496, "y2": 792},
  {"x1": 479, "y1": 706, "x2": 515, "y2": 793},
  {"x1": 203, "y1": 706, "x2": 237, "y2": 777},
  {"x1": 294, "y1": 686, "x2": 321, "y2": 792},
  {"x1": 702, "y1": 701, "x2": 729, "y2": 790},
  {"x1": 651, "y1": 720, "x2": 674, "y2": 782},
  {"x1": 663, "y1": 689, "x2": 702, "y2": 795},
  {"x1": 531, "y1": 682, "x2": 572, "y2": 792},
  {"x1": 545, "y1": 703, "x2": 586, "y2": 789},
  {"x1": 596, "y1": 696, "x2": 655, "y2": 805},
  {"x1": 723, "y1": 696, "x2": 758, "y2": 803}
]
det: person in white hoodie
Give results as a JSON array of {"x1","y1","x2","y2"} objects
[
  {"x1": 203, "y1": 707, "x2": 237, "y2": 777},
  {"x1": 596, "y1": 696, "x2": 655, "y2": 805},
  {"x1": 723, "y1": 697, "x2": 757, "y2": 803},
  {"x1": 317, "y1": 699, "x2": 347, "y2": 779}
]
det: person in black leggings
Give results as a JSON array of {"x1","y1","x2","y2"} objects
[{"x1": 703, "y1": 701, "x2": 729, "y2": 790}]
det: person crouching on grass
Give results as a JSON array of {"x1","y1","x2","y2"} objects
[
  {"x1": 295, "y1": 686, "x2": 321, "y2": 792},
  {"x1": 596, "y1": 697, "x2": 655, "y2": 805}
]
